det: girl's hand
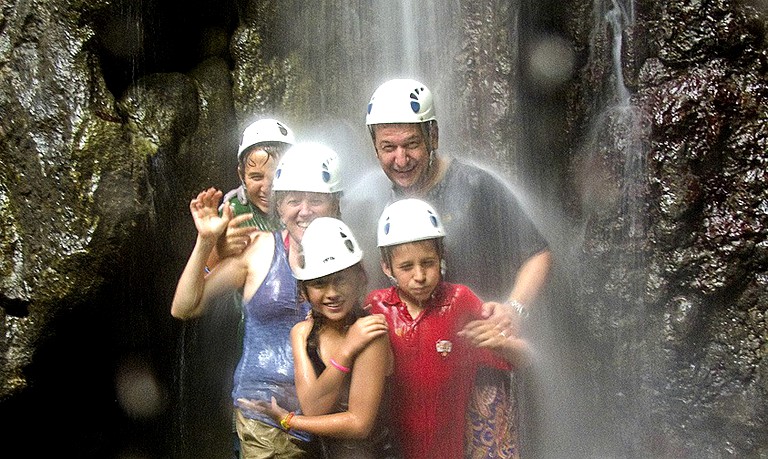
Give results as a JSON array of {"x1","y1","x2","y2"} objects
[
  {"x1": 236, "y1": 396, "x2": 289, "y2": 424},
  {"x1": 292, "y1": 320, "x2": 313, "y2": 349},
  {"x1": 343, "y1": 314, "x2": 389, "y2": 357}
]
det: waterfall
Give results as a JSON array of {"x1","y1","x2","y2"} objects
[
  {"x1": 605, "y1": 0, "x2": 633, "y2": 104},
  {"x1": 581, "y1": 0, "x2": 647, "y2": 249},
  {"x1": 567, "y1": 0, "x2": 654, "y2": 455}
]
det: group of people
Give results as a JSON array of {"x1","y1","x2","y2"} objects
[{"x1": 171, "y1": 78, "x2": 552, "y2": 459}]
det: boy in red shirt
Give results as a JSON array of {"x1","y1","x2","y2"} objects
[{"x1": 365, "y1": 198, "x2": 531, "y2": 459}]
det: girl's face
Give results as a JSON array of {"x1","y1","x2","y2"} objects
[
  {"x1": 304, "y1": 267, "x2": 363, "y2": 322},
  {"x1": 239, "y1": 149, "x2": 277, "y2": 213},
  {"x1": 277, "y1": 191, "x2": 337, "y2": 243},
  {"x1": 384, "y1": 239, "x2": 441, "y2": 304}
]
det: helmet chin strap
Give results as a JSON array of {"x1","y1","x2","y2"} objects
[{"x1": 421, "y1": 121, "x2": 437, "y2": 188}]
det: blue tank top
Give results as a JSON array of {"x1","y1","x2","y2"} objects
[{"x1": 232, "y1": 231, "x2": 311, "y2": 441}]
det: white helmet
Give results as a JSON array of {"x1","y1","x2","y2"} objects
[
  {"x1": 366, "y1": 78, "x2": 437, "y2": 125},
  {"x1": 272, "y1": 142, "x2": 343, "y2": 193},
  {"x1": 293, "y1": 217, "x2": 363, "y2": 280},
  {"x1": 238, "y1": 118, "x2": 296, "y2": 159},
  {"x1": 377, "y1": 198, "x2": 445, "y2": 247}
]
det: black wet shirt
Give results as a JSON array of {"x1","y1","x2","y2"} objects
[{"x1": 397, "y1": 158, "x2": 548, "y2": 302}]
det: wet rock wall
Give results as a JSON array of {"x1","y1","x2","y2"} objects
[
  {"x1": 566, "y1": 0, "x2": 768, "y2": 456},
  {"x1": 0, "y1": 0, "x2": 766, "y2": 457}
]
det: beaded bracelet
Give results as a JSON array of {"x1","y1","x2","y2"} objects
[
  {"x1": 280, "y1": 411, "x2": 295, "y2": 430},
  {"x1": 329, "y1": 358, "x2": 351, "y2": 373}
]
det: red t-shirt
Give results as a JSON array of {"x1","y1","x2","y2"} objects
[{"x1": 365, "y1": 282, "x2": 511, "y2": 459}]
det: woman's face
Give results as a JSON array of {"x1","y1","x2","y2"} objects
[
  {"x1": 277, "y1": 191, "x2": 337, "y2": 243},
  {"x1": 384, "y1": 239, "x2": 441, "y2": 305},
  {"x1": 304, "y1": 267, "x2": 363, "y2": 322},
  {"x1": 239, "y1": 149, "x2": 277, "y2": 213}
]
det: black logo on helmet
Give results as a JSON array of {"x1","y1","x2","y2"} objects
[
  {"x1": 277, "y1": 123, "x2": 289, "y2": 137},
  {"x1": 410, "y1": 87, "x2": 426, "y2": 114}
]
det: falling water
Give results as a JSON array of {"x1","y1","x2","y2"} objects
[
  {"x1": 276, "y1": 0, "x2": 469, "y2": 158},
  {"x1": 600, "y1": 0, "x2": 647, "y2": 251},
  {"x1": 563, "y1": 0, "x2": 653, "y2": 456},
  {"x1": 175, "y1": 1, "x2": 643, "y2": 457},
  {"x1": 605, "y1": 0, "x2": 633, "y2": 104},
  {"x1": 277, "y1": 2, "x2": 587, "y2": 459}
]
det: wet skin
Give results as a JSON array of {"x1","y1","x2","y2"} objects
[
  {"x1": 277, "y1": 191, "x2": 337, "y2": 244},
  {"x1": 304, "y1": 267, "x2": 364, "y2": 323},
  {"x1": 239, "y1": 148, "x2": 277, "y2": 213},
  {"x1": 372, "y1": 123, "x2": 432, "y2": 193},
  {"x1": 383, "y1": 239, "x2": 442, "y2": 318}
]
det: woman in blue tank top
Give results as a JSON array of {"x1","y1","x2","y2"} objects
[{"x1": 173, "y1": 143, "x2": 373, "y2": 458}]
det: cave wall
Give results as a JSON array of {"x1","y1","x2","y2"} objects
[{"x1": 564, "y1": 0, "x2": 768, "y2": 456}]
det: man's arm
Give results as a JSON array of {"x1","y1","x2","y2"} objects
[
  {"x1": 505, "y1": 248, "x2": 552, "y2": 311},
  {"x1": 460, "y1": 249, "x2": 552, "y2": 343}
]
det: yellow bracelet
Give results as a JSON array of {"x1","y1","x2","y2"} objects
[{"x1": 280, "y1": 411, "x2": 295, "y2": 430}]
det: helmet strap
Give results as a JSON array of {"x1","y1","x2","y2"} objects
[{"x1": 421, "y1": 121, "x2": 438, "y2": 184}]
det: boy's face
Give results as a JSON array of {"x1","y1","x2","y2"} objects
[
  {"x1": 304, "y1": 267, "x2": 362, "y2": 322},
  {"x1": 384, "y1": 239, "x2": 441, "y2": 305},
  {"x1": 239, "y1": 148, "x2": 276, "y2": 213}
]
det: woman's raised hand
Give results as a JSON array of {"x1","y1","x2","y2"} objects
[{"x1": 189, "y1": 188, "x2": 229, "y2": 239}]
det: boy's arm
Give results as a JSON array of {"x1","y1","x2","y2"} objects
[{"x1": 205, "y1": 212, "x2": 260, "y2": 269}]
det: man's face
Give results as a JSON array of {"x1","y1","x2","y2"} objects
[{"x1": 373, "y1": 123, "x2": 431, "y2": 193}]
